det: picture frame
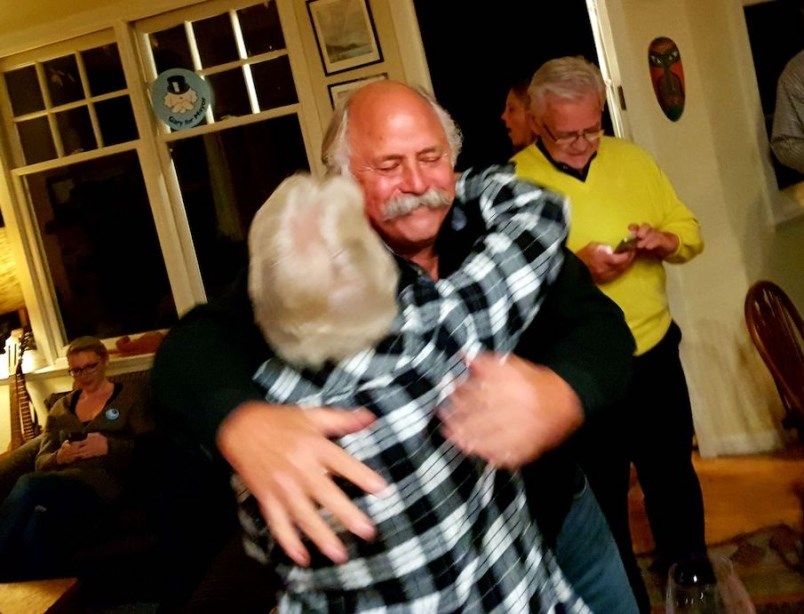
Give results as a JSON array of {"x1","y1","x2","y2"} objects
[
  {"x1": 307, "y1": 0, "x2": 383, "y2": 75},
  {"x1": 328, "y1": 73, "x2": 387, "y2": 108}
]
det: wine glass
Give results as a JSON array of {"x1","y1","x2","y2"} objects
[{"x1": 665, "y1": 553, "x2": 756, "y2": 614}]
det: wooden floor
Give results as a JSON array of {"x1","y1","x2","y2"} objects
[{"x1": 629, "y1": 443, "x2": 804, "y2": 554}]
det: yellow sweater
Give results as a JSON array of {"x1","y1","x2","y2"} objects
[{"x1": 512, "y1": 137, "x2": 703, "y2": 355}]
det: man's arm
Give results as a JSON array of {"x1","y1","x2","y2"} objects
[
  {"x1": 150, "y1": 272, "x2": 270, "y2": 456},
  {"x1": 150, "y1": 271, "x2": 386, "y2": 566},
  {"x1": 771, "y1": 53, "x2": 804, "y2": 174},
  {"x1": 440, "y1": 250, "x2": 634, "y2": 467},
  {"x1": 523, "y1": 250, "x2": 634, "y2": 422}
]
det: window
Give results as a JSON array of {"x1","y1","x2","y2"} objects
[
  {"x1": 25, "y1": 152, "x2": 175, "y2": 340},
  {"x1": 0, "y1": 32, "x2": 175, "y2": 347},
  {"x1": 4, "y1": 41, "x2": 136, "y2": 165},
  {"x1": 0, "y1": 0, "x2": 319, "y2": 358},
  {"x1": 138, "y1": 0, "x2": 313, "y2": 299}
]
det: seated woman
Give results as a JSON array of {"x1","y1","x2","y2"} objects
[{"x1": 0, "y1": 336, "x2": 154, "y2": 580}]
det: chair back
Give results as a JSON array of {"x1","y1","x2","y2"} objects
[{"x1": 744, "y1": 280, "x2": 804, "y2": 429}]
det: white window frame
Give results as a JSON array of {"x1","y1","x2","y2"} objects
[{"x1": 0, "y1": 0, "x2": 324, "y2": 365}]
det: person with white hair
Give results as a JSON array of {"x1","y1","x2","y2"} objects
[{"x1": 241, "y1": 166, "x2": 579, "y2": 611}]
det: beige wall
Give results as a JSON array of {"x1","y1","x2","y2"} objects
[{"x1": 599, "y1": 0, "x2": 804, "y2": 456}]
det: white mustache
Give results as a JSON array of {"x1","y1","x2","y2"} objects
[{"x1": 383, "y1": 189, "x2": 451, "y2": 221}]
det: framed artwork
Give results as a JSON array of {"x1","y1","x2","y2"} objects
[
  {"x1": 328, "y1": 73, "x2": 387, "y2": 108},
  {"x1": 307, "y1": 0, "x2": 382, "y2": 75}
]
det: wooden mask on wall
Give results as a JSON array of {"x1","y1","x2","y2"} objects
[{"x1": 648, "y1": 36, "x2": 685, "y2": 121}]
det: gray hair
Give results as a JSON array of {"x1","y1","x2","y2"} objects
[
  {"x1": 528, "y1": 56, "x2": 606, "y2": 116},
  {"x1": 321, "y1": 83, "x2": 463, "y2": 176}
]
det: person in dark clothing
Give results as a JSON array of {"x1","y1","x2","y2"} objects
[{"x1": 0, "y1": 336, "x2": 153, "y2": 580}]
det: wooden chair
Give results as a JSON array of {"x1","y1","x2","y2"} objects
[{"x1": 744, "y1": 280, "x2": 804, "y2": 434}]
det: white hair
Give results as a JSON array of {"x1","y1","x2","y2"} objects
[
  {"x1": 528, "y1": 56, "x2": 606, "y2": 116},
  {"x1": 248, "y1": 173, "x2": 399, "y2": 368}
]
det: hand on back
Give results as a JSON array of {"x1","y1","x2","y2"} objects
[
  {"x1": 439, "y1": 353, "x2": 584, "y2": 469},
  {"x1": 217, "y1": 402, "x2": 386, "y2": 566}
]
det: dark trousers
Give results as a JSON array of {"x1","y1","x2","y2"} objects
[
  {"x1": 575, "y1": 396, "x2": 651, "y2": 613},
  {"x1": 0, "y1": 472, "x2": 110, "y2": 580},
  {"x1": 629, "y1": 322, "x2": 707, "y2": 566},
  {"x1": 576, "y1": 321, "x2": 707, "y2": 613}
]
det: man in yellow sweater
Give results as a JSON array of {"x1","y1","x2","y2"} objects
[{"x1": 513, "y1": 56, "x2": 705, "y2": 614}]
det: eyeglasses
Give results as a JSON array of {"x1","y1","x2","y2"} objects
[
  {"x1": 68, "y1": 362, "x2": 100, "y2": 377},
  {"x1": 541, "y1": 123, "x2": 604, "y2": 147}
]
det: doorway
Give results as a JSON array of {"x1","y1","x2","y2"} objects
[{"x1": 412, "y1": 0, "x2": 606, "y2": 169}]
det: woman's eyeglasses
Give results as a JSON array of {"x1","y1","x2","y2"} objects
[{"x1": 68, "y1": 362, "x2": 100, "y2": 377}]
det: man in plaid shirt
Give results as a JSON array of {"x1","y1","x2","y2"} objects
[{"x1": 238, "y1": 164, "x2": 582, "y2": 611}]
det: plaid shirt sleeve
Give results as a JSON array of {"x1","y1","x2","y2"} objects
[{"x1": 422, "y1": 162, "x2": 568, "y2": 355}]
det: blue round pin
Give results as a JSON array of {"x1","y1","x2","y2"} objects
[
  {"x1": 105, "y1": 407, "x2": 120, "y2": 421},
  {"x1": 151, "y1": 68, "x2": 214, "y2": 130}
]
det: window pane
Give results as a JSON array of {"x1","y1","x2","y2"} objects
[
  {"x1": 95, "y1": 97, "x2": 138, "y2": 146},
  {"x1": 18, "y1": 117, "x2": 56, "y2": 164},
  {"x1": 26, "y1": 151, "x2": 176, "y2": 340},
  {"x1": 5, "y1": 66, "x2": 44, "y2": 116},
  {"x1": 82, "y1": 45, "x2": 126, "y2": 96},
  {"x1": 194, "y1": 14, "x2": 239, "y2": 67},
  {"x1": 150, "y1": 27, "x2": 194, "y2": 74},
  {"x1": 170, "y1": 115, "x2": 309, "y2": 299},
  {"x1": 44, "y1": 55, "x2": 84, "y2": 106},
  {"x1": 56, "y1": 107, "x2": 95, "y2": 155},
  {"x1": 238, "y1": 2, "x2": 285, "y2": 56},
  {"x1": 206, "y1": 69, "x2": 250, "y2": 119},
  {"x1": 251, "y1": 56, "x2": 297, "y2": 110}
]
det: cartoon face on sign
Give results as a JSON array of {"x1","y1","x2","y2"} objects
[{"x1": 648, "y1": 37, "x2": 685, "y2": 121}]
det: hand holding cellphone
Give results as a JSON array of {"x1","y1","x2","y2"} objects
[{"x1": 614, "y1": 236, "x2": 638, "y2": 253}]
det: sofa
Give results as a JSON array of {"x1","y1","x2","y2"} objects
[{"x1": 0, "y1": 369, "x2": 279, "y2": 612}]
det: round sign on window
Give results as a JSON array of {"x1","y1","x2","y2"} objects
[{"x1": 152, "y1": 68, "x2": 213, "y2": 130}]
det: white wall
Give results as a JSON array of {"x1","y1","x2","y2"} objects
[{"x1": 598, "y1": 0, "x2": 804, "y2": 456}]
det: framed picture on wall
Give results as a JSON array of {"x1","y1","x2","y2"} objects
[
  {"x1": 308, "y1": 0, "x2": 383, "y2": 75},
  {"x1": 328, "y1": 73, "x2": 387, "y2": 108}
]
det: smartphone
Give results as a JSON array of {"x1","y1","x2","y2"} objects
[
  {"x1": 67, "y1": 432, "x2": 87, "y2": 442},
  {"x1": 614, "y1": 236, "x2": 638, "y2": 253}
]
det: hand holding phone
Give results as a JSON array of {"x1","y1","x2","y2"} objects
[{"x1": 614, "y1": 236, "x2": 638, "y2": 253}]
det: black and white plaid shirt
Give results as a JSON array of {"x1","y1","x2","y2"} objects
[{"x1": 236, "y1": 165, "x2": 589, "y2": 613}]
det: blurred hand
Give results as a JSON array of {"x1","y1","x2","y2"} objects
[
  {"x1": 56, "y1": 441, "x2": 84, "y2": 464},
  {"x1": 629, "y1": 223, "x2": 679, "y2": 259},
  {"x1": 56, "y1": 433, "x2": 108, "y2": 463},
  {"x1": 217, "y1": 402, "x2": 386, "y2": 567},
  {"x1": 576, "y1": 241, "x2": 636, "y2": 284},
  {"x1": 438, "y1": 353, "x2": 584, "y2": 469},
  {"x1": 80, "y1": 432, "x2": 109, "y2": 458}
]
